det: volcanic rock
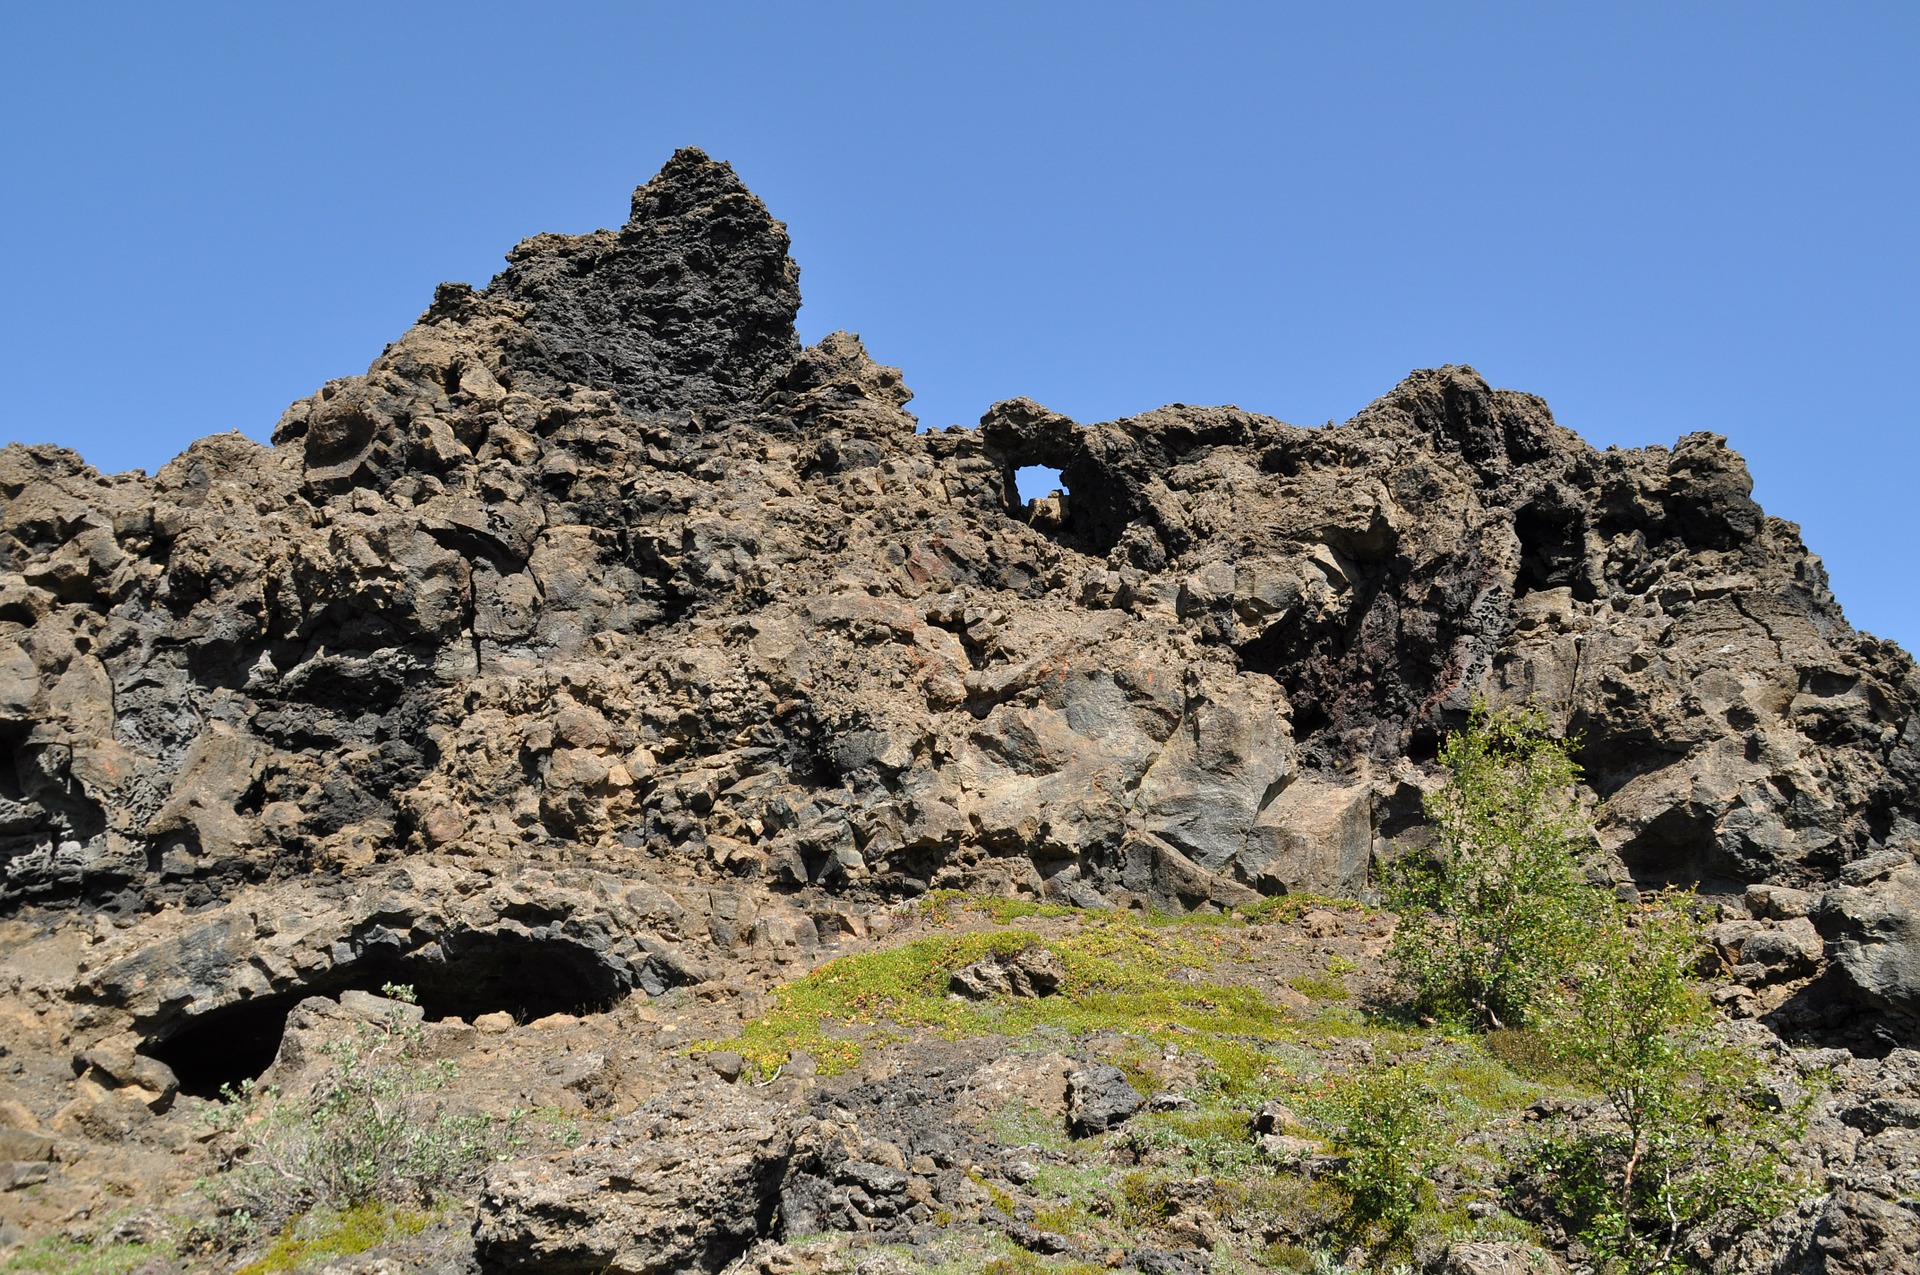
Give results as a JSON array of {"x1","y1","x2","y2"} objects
[{"x1": 4, "y1": 145, "x2": 1920, "y2": 1270}]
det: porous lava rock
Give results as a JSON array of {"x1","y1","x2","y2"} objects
[{"x1": 3, "y1": 146, "x2": 1919, "y2": 1060}]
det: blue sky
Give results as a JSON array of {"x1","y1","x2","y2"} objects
[{"x1": 3, "y1": 4, "x2": 1916, "y2": 644}]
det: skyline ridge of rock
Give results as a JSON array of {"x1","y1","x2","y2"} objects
[
  {"x1": 8, "y1": 150, "x2": 1920, "y2": 1030},
  {"x1": 3, "y1": 144, "x2": 1919, "y2": 1274}
]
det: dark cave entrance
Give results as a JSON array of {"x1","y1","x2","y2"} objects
[
  {"x1": 145, "y1": 989, "x2": 305, "y2": 1098},
  {"x1": 1513, "y1": 502, "x2": 1592, "y2": 599},
  {"x1": 143, "y1": 931, "x2": 639, "y2": 1099}
]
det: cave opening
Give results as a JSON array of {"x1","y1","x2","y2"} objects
[
  {"x1": 143, "y1": 931, "x2": 638, "y2": 1099},
  {"x1": 144, "y1": 990, "x2": 306, "y2": 1099},
  {"x1": 1513, "y1": 503, "x2": 1591, "y2": 598}
]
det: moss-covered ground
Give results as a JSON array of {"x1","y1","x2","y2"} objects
[{"x1": 693, "y1": 895, "x2": 1575, "y2": 1273}]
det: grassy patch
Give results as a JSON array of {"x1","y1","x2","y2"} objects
[
  {"x1": 1287, "y1": 971, "x2": 1351, "y2": 1001},
  {"x1": 1429, "y1": 1045, "x2": 1540, "y2": 1114},
  {"x1": 920, "y1": 890, "x2": 1371, "y2": 932},
  {"x1": 1237, "y1": 894, "x2": 1368, "y2": 925},
  {"x1": 0, "y1": 1237, "x2": 174, "y2": 1275},
  {"x1": 983, "y1": 1101, "x2": 1072, "y2": 1152},
  {"x1": 1483, "y1": 1027, "x2": 1583, "y2": 1084},
  {"x1": 981, "y1": 1252, "x2": 1108, "y2": 1275},
  {"x1": 236, "y1": 1202, "x2": 434, "y2": 1275},
  {"x1": 919, "y1": 892, "x2": 1085, "y2": 925},
  {"x1": 695, "y1": 914, "x2": 1295, "y2": 1078}
]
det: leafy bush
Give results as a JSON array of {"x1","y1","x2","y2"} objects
[
  {"x1": 1386, "y1": 700, "x2": 1600, "y2": 1030},
  {"x1": 1527, "y1": 899, "x2": 1810, "y2": 1272},
  {"x1": 205, "y1": 986, "x2": 512, "y2": 1233},
  {"x1": 1300, "y1": 1060, "x2": 1450, "y2": 1240}
]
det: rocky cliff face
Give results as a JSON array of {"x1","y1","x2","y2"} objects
[
  {"x1": 7, "y1": 149, "x2": 1917, "y2": 1030},
  {"x1": 3, "y1": 149, "x2": 1920, "y2": 1271}
]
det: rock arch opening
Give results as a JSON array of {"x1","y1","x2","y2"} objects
[
  {"x1": 143, "y1": 930, "x2": 639, "y2": 1099},
  {"x1": 1014, "y1": 465, "x2": 1063, "y2": 504}
]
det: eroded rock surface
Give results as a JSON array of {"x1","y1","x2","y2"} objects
[{"x1": 3, "y1": 147, "x2": 1920, "y2": 1271}]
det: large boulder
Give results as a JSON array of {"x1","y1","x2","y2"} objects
[
  {"x1": 1818, "y1": 858, "x2": 1920, "y2": 1025},
  {"x1": 473, "y1": 1085, "x2": 793, "y2": 1273}
]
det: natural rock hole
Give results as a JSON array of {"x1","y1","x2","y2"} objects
[
  {"x1": 1014, "y1": 465, "x2": 1062, "y2": 504},
  {"x1": 145, "y1": 931, "x2": 636, "y2": 1098}
]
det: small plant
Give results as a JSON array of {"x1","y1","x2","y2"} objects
[
  {"x1": 1300, "y1": 1059, "x2": 1451, "y2": 1242},
  {"x1": 205, "y1": 987, "x2": 511, "y2": 1235},
  {"x1": 1386, "y1": 699, "x2": 1601, "y2": 1030},
  {"x1": 0, "y1": 1235, "x2": 175, "y2": 1275},
  {"x1": 1526, "y1": 898, "x2": 1812, "y2": 1272}
]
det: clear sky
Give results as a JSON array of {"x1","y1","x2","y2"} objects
[{"x1": 4, "y1": 4, "x2": 1915, "y2": 645}]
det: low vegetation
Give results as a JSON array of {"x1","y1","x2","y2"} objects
[
  {"x1": 703, "y1": 702, "x2": 1812, "y2": 1273},
  {"x1": 200, "y1": 984, "x2": 518, "y2": 1252},
  {"x1": 234, "y1": 1202, "x2": 435, "y2": 1275},
  {"x1": 695, "y1": 913, "x2": 1295, "y2": 1084},
  {"x1": 0, "y1": 1236, "x2": 177, "y2": 1275}
]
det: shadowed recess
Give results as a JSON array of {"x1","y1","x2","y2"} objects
[{"x1": 144, "y1": 931, "x2": 636, "y2": 1098}]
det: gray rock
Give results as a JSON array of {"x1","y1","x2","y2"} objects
[
  {"x1": 1818, "y1": 865, "x2": 1920, "y2": 1020},
  {"x1": 705, "y1": 1050, "x2": 747, "y2": 1082},
  {"x1": 949, "y1": 946, "x2": 1066, "y2": 1000},
  {"x1": 338, "y1": 989, "x2": 426, "y2": 1026},
  {"x1": 1067, "y1": 1063, "x2": 1144, "y2": 1137},
  {"x1": 474, "y1": 1086, "x2": 792, "y2": 1273}
]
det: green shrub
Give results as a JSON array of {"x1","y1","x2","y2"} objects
[
  {"x1": 1528, "y1": 899, "x2": 1811, "y2": 1271},
  {"x1": 1386, "y1": 700, "x2": 1601, "y2": 1030},
  {"x1": 205, "y1": 986, "x2": 513, "y2": 1233},
  {"x1": 1299, "y1": 1060, "x2": 1449, "y2": 1240}
]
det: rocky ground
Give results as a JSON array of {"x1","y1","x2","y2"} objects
[
  {"x1": 0, "y1": 891, "x2": 1916, "y2": 1274},
  {"x1": 2, "y1": 148, "x2": 1919, "y2": 1271}
]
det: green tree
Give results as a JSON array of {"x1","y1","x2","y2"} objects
[
  {"x1": 1387, "y1": 699, "x2": 1600, "y2": 1029},
  {"x1": 1531, "y1": 899, "x2": 1808, "y2": 1272}
]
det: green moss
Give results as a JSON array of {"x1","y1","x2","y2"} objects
[
  {"x1": 917, "y1": 892, "x2": 1087, "y2": 926},
  {"x1": 1287, "y1": 971, "x2": 1351, "y2": 1001},
  {"x1": 695, "y1": 914, "x2": 1295, "y2": 1078},
  {"x1": 236, "y1": 1202, "x2": 434, "y2": 1275},
  {"x1": 0, "y1": 1237, "x2": 174, "y2": 1275}
]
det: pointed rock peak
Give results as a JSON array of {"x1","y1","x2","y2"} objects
[
  {"x1": 489, "y1": 148, "x2": 802, "y2": 415},
  {"x1": 625, "y1": 147, "x2": 760, "y2": 226},
  {"x1": 1358, "y1": 364, "x2": 1556, "y2": 469}
]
